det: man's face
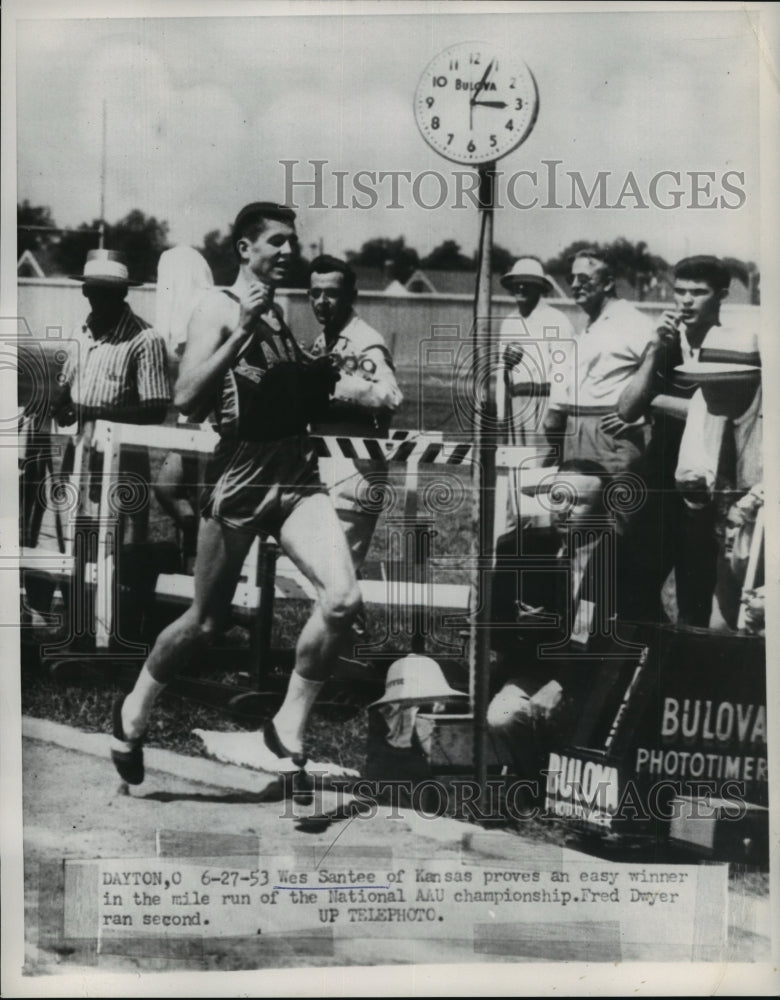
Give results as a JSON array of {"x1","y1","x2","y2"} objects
[
  {"x1": 308, "y1": 271, "x2": 354, "y2": 331},
  {"x1": 239, "y1": 219, "x2": 298, "y2": 285},
  {"x1": 673, "y1": 277, "x2": 725, "y2": 331},
  {"x1": 506, "y1": 281, "x2": 542, "y2": 319},
  {"x1": 570, "y1": 257, "x2": 613, "y2": 317},
  {"x1": 82, "y1": 285, "x2": 127, "y2": 327},
  {"x1": 549, "y1": 472, "x2": 605, "y2": 539}
]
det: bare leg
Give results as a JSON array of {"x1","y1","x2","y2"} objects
[
  {"x1": 268, "y1": 493, "x2": 361, "y2": 756},
  {"x1": 121, "y1": 517, "x2": 254, "y2": 738},
  {"x1": 279, "y1": 492, "x2": 362, "y2": 681},
  {"x1": 153, "y1": 451, "x2": 199, "y2": 566},
  {"x1": 337, "y1": 509, "x2": 379, "y2": 573}
]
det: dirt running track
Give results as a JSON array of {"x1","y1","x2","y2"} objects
[{"x1": 16, "y1": 718, "x2": 772, "y2": 982}]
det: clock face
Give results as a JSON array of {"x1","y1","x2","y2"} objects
[{"x1": 414, "y1": 42, "x2": 538, "y2": 165}]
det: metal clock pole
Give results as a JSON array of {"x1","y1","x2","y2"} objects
[
  {"x1": 471, "y1": 161, "x2": 497, "y2": 802},
  {"x1": 413, "y1": 42, "x2": 539, "y2": 808}
]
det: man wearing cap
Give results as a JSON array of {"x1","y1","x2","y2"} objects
[
  {"x1": 307, "y1": 254, "x2": 403, "y2": 573},
  {"x1": 49, "y1": 249, "x2": 171, "y2": 548},
  {"x1": 53, "y1": 249, "x2": 170, "y2": 428},
  {"x1": 110, "y1": 202, "x2": 361, "y2": 784},
  {"x1": 497, "y1": 257, "x2": 574, "y2": 446},
  {"x1": 542, "y1": 248, "x2": 655, "y2": 477}
]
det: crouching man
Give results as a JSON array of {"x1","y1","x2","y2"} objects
[{"x1": 487, "y1": 459, "x2": 647, "y2": 779}]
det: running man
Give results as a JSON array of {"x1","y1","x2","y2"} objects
[{"x1": 110, "y1": 202, "x2": 361, "y2": 781}]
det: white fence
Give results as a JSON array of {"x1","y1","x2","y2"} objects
[{"x1": 15, "y1": 278, "x2": 760, "y2": 369}]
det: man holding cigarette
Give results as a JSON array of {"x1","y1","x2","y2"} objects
[
  {"x1": 617, "y1": 255, "x2": 751, "y2": 626},
  {"x1": 110, "y1": 202, "x2": 361, "y2": 783}
]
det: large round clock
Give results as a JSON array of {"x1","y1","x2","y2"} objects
[{"x1": 414, "y1": 42, "x2": 538, "y2": 165}]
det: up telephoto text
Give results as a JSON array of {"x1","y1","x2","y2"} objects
[
  {"x1": 94, "y1": 861, "x2": 697, "y2": 932},
  {"x1": 282, "y1": 159, "x2": 747, "y2": 211}
]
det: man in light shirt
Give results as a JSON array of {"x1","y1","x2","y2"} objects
[
  {"x1": 496, "y1": 257, "x2": 575, "y2": 446},
  {"x1": 543, "y1": 247, "x2": 654, "y2": 478},
  {"x1": 307, "y1": 254, "x2": 403, "y2": 572}
]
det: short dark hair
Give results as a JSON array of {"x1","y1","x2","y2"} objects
[
  {"x1": 309, "y1": 254, "x2": 357, "y2": 295},
  {"x1": 232, "y1": 202, "x2": 297, "y2": 257},
  {"x1": 673, "y1": 255, "x2": 731, "y2": 293},
  {"x1": 570, "y1": 246, "x2": 615, "y2": 278}
]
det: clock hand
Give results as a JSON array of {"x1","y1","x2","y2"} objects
[
  {"x1": 469, "y1": 57, "x2": 495, "y2": 130},
  {"x1": 470, "y1": 58, "x2": 495, "y2": 106},
  {"x1": 471, "y1": 100, "x2": 508, "y2": 109}
]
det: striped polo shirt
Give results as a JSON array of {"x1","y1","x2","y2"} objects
[{"x1": 64, "y1": 305, "x2": 171, "y2": 412}]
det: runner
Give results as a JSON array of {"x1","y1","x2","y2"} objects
[{"x1": 110, "y1": 202, "x2": 361, "y2": 783}]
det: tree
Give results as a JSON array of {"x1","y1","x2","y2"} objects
[
  {"x1": 198, "y1": 228, "x2": 237, "y2": 287},
  {"x1": 53, "y1": 210, "x2": 171, "y2": 283},
  {"x1": 421, "y1": 239, "x2": 472, "y2": 271},
  {"x1": 346, "y1": 236, "x2": 419, "y2": 283},
  {"x1": 52, "y1": 221, "x2": 104, "y2": 278},
  {"x1": 487, "y1": 243, "x2": 515, "y2": 275},
  {"x1": 17, "y1": 201, "x2": 59, "y2": 257},
  {"x1": 545, "y1": 238, "x2": 668, "y2": 300}
]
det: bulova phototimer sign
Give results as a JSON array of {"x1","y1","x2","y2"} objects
[{"x1": 545, "y1": 625, "x2": 767, "y2": 832}]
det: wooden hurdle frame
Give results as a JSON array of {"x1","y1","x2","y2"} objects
[{"x1": 58, "y1": 422, "x2": 538, "y2": 679}]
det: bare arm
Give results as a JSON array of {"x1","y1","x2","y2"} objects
[
  {"x1": 617, "y1": 311, "x2": 681, "y2": 423},
  {"x1": 173, "y1": 283, "x2": 268, "y2": 416}
]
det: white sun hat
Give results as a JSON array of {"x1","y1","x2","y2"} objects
[{"x1": 370, "y1": 655, "x2": 468, "y2": 707}]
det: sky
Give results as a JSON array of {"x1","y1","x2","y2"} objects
[{"x1": 12, "y1": 3, "x2": 764, "y2": 268}]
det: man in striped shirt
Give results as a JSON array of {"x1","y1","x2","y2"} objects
[
  {"x1": 53, "y1": 250, "x2": 170, "y2": 426},
  {"x1": 51, "y1": 249, "x2": 171, "y2": 543}
]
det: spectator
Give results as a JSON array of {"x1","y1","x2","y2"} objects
[
  {"x1": 488, "y1": 459, "x2": 645, "y2": 778},
  {"x1": 617, "y1": 255, "x2": 737, "y2": 626},
  {"x1": 495, "y1": 257, "x2": 575, "y2": 446},
  {"x1": 307, "y1": 254, "x2": 403, "y2": 573},
  {"x1": 152, "y1": 246, "x2": 215, "y2": 570},
  {"x1": 543, "y1": 248, "x2": 655, "y2": 482},
  {"x1": 674, "y1": 326, "x2": 762, "y2": 627},
  {"x1": 52, "y1": 249, "x2": 171, "y2": 546}
]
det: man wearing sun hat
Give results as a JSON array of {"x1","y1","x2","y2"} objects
[
  {"x1": 496, "y1": 256, "x2": 575, "y2": 446},
  {"x1": 51, "y1": 249, "x2": 170, "y2": 544},
  {"x1": 53, "y1": 249, "x2": 170, "y2": 428}
]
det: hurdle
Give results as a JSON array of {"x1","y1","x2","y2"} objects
[{"x1": 89, "y1": 421, "x2": 541, "y2": 652}]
